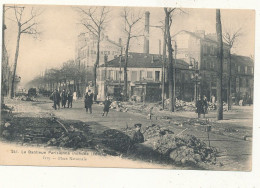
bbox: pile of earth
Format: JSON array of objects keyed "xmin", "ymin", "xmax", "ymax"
[
  {"xmin": 1, "ymin": 116, "xmax": 93, "ymax": 149},
  {"xmin": 152, "ymin": 134, "xmax": 218, "ymax": 165},
  {"xmin": 94, "ymin": 129, "xmax": 133, "ymax": 156},
  {"xmin": 121, "ymin": 123, "xmax": 218, "ymax": 166}
]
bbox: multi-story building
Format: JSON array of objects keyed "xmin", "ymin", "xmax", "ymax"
[
  {"xmin": 173, "ymin": 30, "xmax": 254, "ymax": 103},
  {"xmin": 75, "ymin": 33, "xmax": 122, "ymax": 68},
  {"xmin": 75, "ymin": 33, "xmax": 122, "ymax": 96}
]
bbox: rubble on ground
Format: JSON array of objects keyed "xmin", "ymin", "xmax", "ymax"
[
  {"xmin": 0, "ymin": 116, "xmax": 93, "ymax": 149},
  {"xmin": 100, "ymin": 129, "xmax": 133, "ymax": 153},
  {"xmin": 153, "ymin": 134, "xmax": 218, "ymax": 165}
]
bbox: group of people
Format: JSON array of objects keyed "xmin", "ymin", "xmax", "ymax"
[{"xmin": 50, "ymin": 89, "xmax": 73, "ymax": 110}]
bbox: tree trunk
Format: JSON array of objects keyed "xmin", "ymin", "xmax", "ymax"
[
  {"xmin": 1, "ymin": 6, "xmax": 6, "ymax": 106},
  {"xmin": 124, "ymin": 34, "xmax": 131, "ymax": 101},
  {"xmin": 162, "ymin": 27, "xmax": 166, "ymax": 109},
  {"xmin": 216, "ymin": 9, "xmax": 223, "ymax": 120},
  {"xmin": 227, "ymin": 49, "xmax": 232, "ymax": 110},
  {"xmin": 11, "ymin": 24, "xmax": 21, "ymax": 98},
  {"xmin": 94, "ymin": 33, "xmax": 101, "ymax": 101},
  {"xmin": 165, "ymin": 9, "xmax": 175, "ymax": 112}
]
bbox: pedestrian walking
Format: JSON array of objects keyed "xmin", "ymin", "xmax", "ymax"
[
  {"xmin": 67, "ymin": 90, "xmax": 73, "ymax": 108},
  {"xmin": 61, "ymin": 89, "xmax": 67, "ymax": 108},
  {"xmin": 84, "ymin": 90, "xmax": 93, "ymax": 113},
  {"xmin": 196, "ymin": 95, "xmax": 207, "ymax": 118},
  {"xmin": 102, "ymin": 96, "xmax": 112, "ymax": 116},
  {"xmin": 50, "ymin": 89, "xmax": 61, "ymax": 110}
]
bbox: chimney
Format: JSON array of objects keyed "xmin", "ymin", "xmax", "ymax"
[{"xmin": 144, "ymin": 11, "xmax": 150, "ymax": 54}]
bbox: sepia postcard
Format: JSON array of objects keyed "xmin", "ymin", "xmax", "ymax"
[{"xmin": 0, "ymin": 3, "xmax": 255, "ymax": 172}]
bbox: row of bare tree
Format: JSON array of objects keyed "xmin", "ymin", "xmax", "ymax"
[{"xmin": 26, "ymin": 60, "xmax": 90, "ymax": 92}]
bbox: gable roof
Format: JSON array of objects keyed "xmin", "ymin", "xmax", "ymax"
[{"xmin": 100, "ymin": 52, "xmax": 189, "ymax": 69}]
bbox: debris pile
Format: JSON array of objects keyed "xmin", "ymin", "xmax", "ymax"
[
  {"xmin": 1, "ymin": 116, "xmax": 93, "ymax": 149},
  {"xmin": 143, "ymin": 124, "xmax": 174, "ymax": 140},
  {"xmin": 100, "ymin": 129, "xmax": 133, "ymax": 153},
  {"xmin": 153, "ymin": 134, "xmax": 218, "ymax": 165}
]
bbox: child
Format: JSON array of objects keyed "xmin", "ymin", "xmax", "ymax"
[{"xmin": 102, "ymin": 96, "xmax": 112, "ymax": 116}]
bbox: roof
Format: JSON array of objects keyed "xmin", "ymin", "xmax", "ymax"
[
  {"xmin": 100, "ymin": 52, "xmax": 189, "ymax": 69},
  {"xmin": 231, "ymin": 55, "xmax": 254, "ymax": 66},
  {"xmin": 174, "ymin": 30, "xmax": 229, "ymax": 47}
]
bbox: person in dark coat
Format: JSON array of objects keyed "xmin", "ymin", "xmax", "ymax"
[
  {"xmin": 61, "ymin": 89, "xmax": 67, "ymax": 108},
  {"xmin": 102, "ymin": 96, "xmax": 112, "ymax": 116},
  {"xmin": 196, "ymin": 95, "xmax": 206, "ymax": 118},
  {"xmin": 67, "ymin": 90, "xmax": 73, "ymax": 108},
  {"xmin": 84, "ymin": 90, "xmax": 93, "ymax": 113},
  {"xmin": 51, "ymin": 89, "xmax": 61, "ymax": 110},
  {"xmin": 132, "ymin": 124, "xmax": 144, "ymax": 144}
]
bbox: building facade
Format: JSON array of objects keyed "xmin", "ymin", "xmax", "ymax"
[
  {"xmin": 173, "ymin": 30, "xmax": 254, "ymax": 103},
  {"xmin": 75, "ymin": 33, "xmax": 122, "ymax": 96}
]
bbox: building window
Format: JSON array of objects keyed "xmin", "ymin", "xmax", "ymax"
[
  {"xmin": 147, "ymin": 71, "xmax": 153, "ymax": 79},
  {"xmin": 245, "ymin": 66, "xmax": 248, "ymax": 74},
  {"xmin": 238, "ymin": 65, "xmax": 241, "ymax": 73}
]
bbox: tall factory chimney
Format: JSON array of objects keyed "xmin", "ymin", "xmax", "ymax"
[{"xmin": 144, "ymin": 11, "xmax": 150, "ymax": 54}]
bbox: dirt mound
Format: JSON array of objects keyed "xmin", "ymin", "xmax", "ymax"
[
  {"xmin": 100, "ymin": 129, "xmax": 133, "ymax": 153},
  {"xmin": 153, "ymin": 134, "xmax": 218, "ymax": 165}
]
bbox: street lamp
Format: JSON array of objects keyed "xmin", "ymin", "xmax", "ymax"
[{"xmin": 189, "ymin": 59, "xmax": 201, "ymax": 103}]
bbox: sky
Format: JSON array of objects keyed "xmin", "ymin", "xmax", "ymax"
[{"xmin": 4, "ymin": 5, "xmax": 255, "ymax": 85}]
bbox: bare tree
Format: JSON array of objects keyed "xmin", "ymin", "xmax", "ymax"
[
  {"xmin": 216, "ymin": 9, "xmax": 224, "ymax": 120},
  {"xmin": 164, "ymin": 8, "xmax": 176, "ymax": 112},
  {"xmin": 121, "ymin": 7, "xmax": 143, "ymax": 100},
  {"xmin": 77, "ymin": 6, "xmax": 110, "ymax": 99},
  {"xmin": 223, "ymin": 28, "xmax": 242, "ymax": 110},
  {"xmin": 10, "ymin": 6, "xmax": 41, "ymax": 98}
]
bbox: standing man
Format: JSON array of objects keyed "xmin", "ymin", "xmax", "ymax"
[
  {"xmin": 51, "ymin": 89, "xmax": 61, "ymax": 110},
  {"xmin": 67, "ymin": 90, "xmax": 73, "ymax": 108},
  {"xmin": 196, "ymin": 95, "xmax": 206, "ymax": 118},
  {"xmin": 84, "ymin": 90, "xmax": 93, "ymax": 114},
  {"xmin": 61, "ymin": 89, "xmax": 67, "ymax": 108}
]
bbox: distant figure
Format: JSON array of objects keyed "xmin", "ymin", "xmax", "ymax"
[
  {"xmin": 196, "ymin": 95, "xmax": 207, "ymax": 118},
  {"xmin": 248, "ymin": 96, "xmax": 253, "ymax": 106},
  {"xmin": 203, "ymin": 95, "xmax": 208, "ymax": 115},
  {"xmin": 73, "ymin": 91, "xmax": 77, "ymax": 101},
  {"xmin": 61, "ymin": 89, "xmax": 67, "ymax": 108},
  {"xmin": 84, "ymin": 90, "xmax": 93, "ymax": 114},
  {"xmin": 67, "ymin": 90, "xmax": 73, "ymax": 108},
  {"xmin": 102, "ymin": 96, "xmax": 112, "ymax": 116},
  {"xmin": 132, "ymin": 124, "xmax": 144, "ymax": 144},
  {"xmin": 51, "ymin": 89, "xmax": 61, "ymax": 110}
]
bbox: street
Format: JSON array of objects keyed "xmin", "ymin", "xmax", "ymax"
[{"xmin": 1, "ymin": 97, "xmax": 253, "ymax": 171}]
